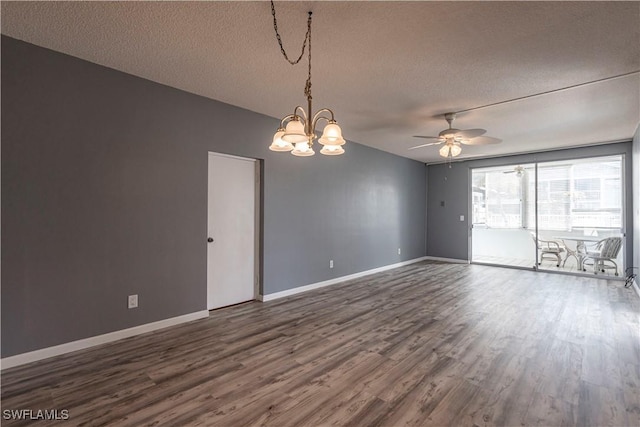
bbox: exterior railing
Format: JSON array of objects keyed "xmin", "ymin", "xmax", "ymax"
[{"xmin": 474, "ymin": 213, "xmax": 622, "ymax": 230}]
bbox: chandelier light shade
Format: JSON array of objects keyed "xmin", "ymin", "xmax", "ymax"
[
  {"xmin": 320, "ymin": 144, "xmax": 345, "ymax": 156},
  {"xmin": 282, "ymin": 119, "xmax": 307, "ymax": 144},
  {"xmin": 291, "ymin": 141, "xmax": 314, "ymax": 156},
  {"xmin": 268, "ymin": 128, "xmax": 294, "ymax": 152},
  {"xmin": 268, "ymin": 2, "xmax": 345, "ymax": 157},
  {"xmin": 318, "ymin": 121, "xmax": 345, "ymax": 146}
]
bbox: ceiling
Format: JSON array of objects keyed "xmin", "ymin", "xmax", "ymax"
[{"xmin": 2, "ymin": 1, "xmax": 639, "ymax": 163}]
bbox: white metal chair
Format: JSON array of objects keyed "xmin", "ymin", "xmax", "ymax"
[
  {"xmin": 531, "ymin": 232, "xmax": 565, "ymax": 267},
  {"xmin": 581, "ymin": 237, "xmax": 622, "ymax": 276}
]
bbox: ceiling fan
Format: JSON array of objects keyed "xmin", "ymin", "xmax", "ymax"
[
  {"xmin": 410, "ymin": 112, "xmax": 502, "ymax": 158},
  {"xmin": 503, "ymin": 165, "xmax": 525, "ymax": 176}
]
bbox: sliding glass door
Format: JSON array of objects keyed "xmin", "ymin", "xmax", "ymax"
[
  {"xmin": 471, "ymin": 163, "xmax": 536, "ymax": 268},
  {"xmin": 471, "ymin": 155, "xmax": 625, "ymax": 277},
  {"xmin": 536, "ymin": 156, "xmax": 624, "ymax": 275}
]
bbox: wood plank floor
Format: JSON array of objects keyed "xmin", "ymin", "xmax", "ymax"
[{"xmin": 2, "ymin": 261, "xmax": 639, "ymax": 426}]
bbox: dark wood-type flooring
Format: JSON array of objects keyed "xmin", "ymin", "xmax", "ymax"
[{"xmin": 2, "ymin": 262, "xmax": 640, "ymax": 426}]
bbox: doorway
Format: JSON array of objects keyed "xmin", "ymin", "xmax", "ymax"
[
  {"xmin": 471, "ymin": 163, "xmax": 536, "ymax": 268},
  {"xmin": 207, "ymin": 152, "xmax": 259, "ymax": 310}
]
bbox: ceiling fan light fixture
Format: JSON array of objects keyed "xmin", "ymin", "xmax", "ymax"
[
  {"xmin": 439, "ymin": 142, "xmax": 462, "ymax": 158},
  {"xmin": 439, "ymin": 129, "xmax": 459, "ymax": 139}
]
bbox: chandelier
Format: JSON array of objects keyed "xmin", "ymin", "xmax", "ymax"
[{"xmin": 268, "ymin": 2, "xmax": 345, "ymax": 157}]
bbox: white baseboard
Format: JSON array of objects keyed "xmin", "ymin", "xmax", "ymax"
[
  {"xmin": 424, "ymin": 256, "xmax": 470, "ymax": 264},
  {"xmin": 1, "ymin": 310, "xmax": 210, "ymax": 370},
  {"xmin": 259, "ymin": 256, "xmax": 430, "ymax": 302}
]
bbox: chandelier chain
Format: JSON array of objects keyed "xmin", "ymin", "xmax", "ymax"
[
  {"xmin": 305, "ymin": 12, "xmax": 312, "ymax": 100},
  {"xmin": 270, "ymin": 1, "xmax": 313, "ymax": 101},
  {"xmin": 270, "ymin": 1, "xmax": 311, "ymax": 66}
]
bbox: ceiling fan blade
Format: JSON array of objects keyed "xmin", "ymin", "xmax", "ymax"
[
  {"xmin": 412, "ymin": 135, "xmax": 441, "ymax": 139},
  {"xmin": 503, "ymin": 170, "xmax": 516, "ymax": 174},
  {"xmin": 462, "ymin": 136, "xmax": 502, "ymax": 145},
  {"xmin": 408, "ymin": 141, "xmax": 444, "ymax": 150},
  {"xmin": 456, "ymin": 128, "xmax": 486, "ymax": 139}
]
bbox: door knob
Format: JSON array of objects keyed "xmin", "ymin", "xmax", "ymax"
[{"xmin": 207, "ymin": 237, "xmax": 214, "ymax": 243}]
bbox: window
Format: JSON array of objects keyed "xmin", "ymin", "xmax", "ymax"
[
  {"xmin": 472, "ymin": 165, "xmax": 533, "ymax": 229},
  {"xmin": 472, "ymin": 155, "xmax": 623, "ymax": 231},
  {"xmin": 541, "ymin": 156, "xmax": 623, "ymax": 230}
]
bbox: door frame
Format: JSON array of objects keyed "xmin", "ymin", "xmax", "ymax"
[
  {"xmin": 206, "ymin": 152, "xmax": 262, "ymax": 307},
  {"xmin": 468, "ymin": 155, "xmax": 626, "ymax": 279}
]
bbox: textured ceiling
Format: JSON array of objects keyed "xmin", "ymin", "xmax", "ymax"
[{"xmin": 2, "ymin": 1, "xmax": 639, "ymax": 163}]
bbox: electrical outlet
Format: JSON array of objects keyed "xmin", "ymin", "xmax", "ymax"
[
  {"xmin": 460, "ymin": 215, "xmax": 465, "ymax": 221},
  {"xmin": 128, "ymin": 294, "xmax": 138, "ymax": 309},
  {"xmin": 398, "ymin": 248, "xmax": 401, "ymax": 255},
  {"xmin": 329, "ymin": 260, "xmax": 334, "ymax": 269}
]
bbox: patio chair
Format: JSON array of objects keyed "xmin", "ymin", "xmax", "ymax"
[
  {"xmin": 531, "ymin": 232, "xmax": 565, "ymax": 267},
  {"xmin": 581, "ymin": 237, "xmax": 622, "ymax": 276}
]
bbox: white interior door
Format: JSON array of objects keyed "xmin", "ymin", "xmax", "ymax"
[{"xmin": 207, "ymin": 152, "xmax": 256, "ymax": 309}]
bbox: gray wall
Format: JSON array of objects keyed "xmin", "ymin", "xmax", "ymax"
[
  {"xmin": 633, "ymin": 124, "xmax": 640, "ymax": 282},
  {"xmin": 427, "ymin": 143, "xmax": 634, "ymax": 268},
  {"xmin": 1, "ymin": 36, "xmax": 427, "ymax": 357},
  {"xmin": 426, "ymin": 162, "xmax": 470, "ymax": 259}
]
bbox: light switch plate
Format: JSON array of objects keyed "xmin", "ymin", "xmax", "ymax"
[{"xmin": 128, "ymin": 294, "xmax": 138, "ymax": 309}]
